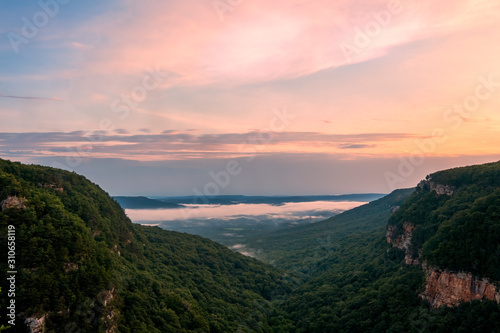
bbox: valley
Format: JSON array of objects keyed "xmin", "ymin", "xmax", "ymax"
[{"xmin": 2, "ymin": 159, "xmax": 500, "ymax": 332}]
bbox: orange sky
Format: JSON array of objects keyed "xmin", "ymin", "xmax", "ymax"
[{"xmin": 1, "ymin": 0, "xmax": 500, "ymax": 194}]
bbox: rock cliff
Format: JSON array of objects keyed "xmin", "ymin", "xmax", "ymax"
[
  {"xmin": 1, "ymin": 195, "xmax": 27, "ymax": 211},
  {"xmin": 386, "ymin": 222, "xmax": 419, "ymax": 265},
  {"xmin": 422, "ymin": 268, "xmax": 500, "ymax": 308},
  {"xmin": 417, "ymin": 179, "xmax": 455, "ymax": 196},
  {"xmin": 387, "ymin": 217, "xmax": 500, "ymax": 308},
  {"xmin": 387, "ymin": 222, "xmax": 500, "ymax": 308}
]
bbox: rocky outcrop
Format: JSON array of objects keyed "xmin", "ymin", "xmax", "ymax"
[
  {"xmin": 417, "ymin": 180, "xmax": 455, "ymax": 196},
  {"xmin": 386, "ymin": 222, "xmax": 419, "ymax": 265},
  {"xmin": 98, "ymin": 288, "xmax": 118, "ymax": 333},
  {"xmin": 99, "ymin": 288, "xmax": 115, "ymax": 307},
  {"xmin": 38, "ymin": 182, "xmax": 64, "ymax": 192},
  {"xmin": 388, "ymin": 222, "xmax": 500, "ymax": 308},
  {"xmin": 422, "ymin": 268, "xmax": 500, "ymax": 308},
  {"xmin": 25, "ymin": 314, "xmax": 46, "ymax": 333},
  {"xmin": 1, "ymin": 195, "xmax": 27, "ymax": 211},
  {"xmin": 110, "ymin": 244, "xmax": 121, "ymax": 256},
  {"xmin": 23, "ymin": 288, "xmax": 117, "ymax": 333},
  {"xmin": 63, "ymin": 262, "xmax": 79, "ymax": 272}
]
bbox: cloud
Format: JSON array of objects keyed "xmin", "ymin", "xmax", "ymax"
[
  {"xmin": 60, "ymin": 0, "xmax": 500, "ymax": 87},
  {"xmin": 0, "ymin": 130, "xmax": 417, "ymax": 161},
  {"xmin": 1, "ymin": 0, "xmax": 499, "ymax": 198},
  {"xmin": 339, "ymin": 144, "xmax": 375, "ymax": 149},
  {"xmin": 0, "ymin": 94, "xmax": 65, "ymax": 102}
]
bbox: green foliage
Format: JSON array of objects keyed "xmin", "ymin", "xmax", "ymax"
[
  {"xmin": 116, "ymin": 225, "xmax": 293, "ymax": 332},
  {"xmin": 0, "ymin": 288, "xmax": 9, "ymax": 331},
  {"xmin": 256, "ymin": 161, "xmax": 500, "ymax": 331},
  {"xmin": 2, "ymin": 158, "xmax": 500, "ymax": 332},
  {"xmin": 0, "ymin": 159, "xmax": 291, "ymax": 332},
  {"xmin": 244, "ymin": 188, "xmax": 414, "ymax": 271},
  {"xmin": 389, "ymin": 160, "xmax": 500, "ymax": 280},
  {"xmin": 0, "ymin": 160, "xmax": 116, "ymax": 331},
  {"xmin": 274, "ymin": 215, "xmax": 500, "ymax": 332}
]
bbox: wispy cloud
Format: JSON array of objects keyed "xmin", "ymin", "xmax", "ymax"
[
  {"xmin": 57, "ymin": 0, "xmax": 500, "ymax": 86},
  {"xmin": 0, "ymin": 94, "xmax": 65, "ymax": 102},
  {"xmin": 1, "ymin": 0, "xmax": 499, "ymax": 195},
  {"xmin": 0, "ymin": 130, "xmax": 418, "ymax": 160}
]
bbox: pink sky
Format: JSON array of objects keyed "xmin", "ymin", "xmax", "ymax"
[{"xmin": 1, "ymin": 0, "xmax": 500, "ymax": 194}]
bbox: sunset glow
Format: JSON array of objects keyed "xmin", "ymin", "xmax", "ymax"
[{"xmin": 1, "ymin": 0, "xmax": 500, "ymax": 195}]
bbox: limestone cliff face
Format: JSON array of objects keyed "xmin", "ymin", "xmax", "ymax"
[
  {"xmin": 387, "ymin": 221, "xmax": 500, "ymax": 307},
  {"xmin": 417, "ymin": 179, "xmax": 456, "ymax": 196},
  {"xmin": 24, "ymin": 288, "xmax": 117, "ymax": 333},
  {"xmin": 1, "ymin": 195, "xmax": 27, "ymax": 211},
  {"xmin": 386, "ymin": 222, "xmax": 419, "ymax": 265},
  {"xmin": 25, "ymin": 315, "xmax": 45, "ymax": 333},
  {"xmin": 387, "ymin": 222, "xmax": 500, "ymax": 307},
  {"xmin": 422, "ymin": 268, "xmax": 500, "ymax": 308}
]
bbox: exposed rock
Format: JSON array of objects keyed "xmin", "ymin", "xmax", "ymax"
[
  {"xmin": 1, "ymin": 195, "xmax": 27, "ymax": 211},
  {"xmin": 422, "ymin": 268, "xmax": 500, "ymax": 308},
  {"xmin": 386, "ymin": 222, "xmax": 419, "ymax": 265},
  {"xmin": 63, "ymin": 263, "xmax": 79, "ymax": 272},
  {"xmin": 105, "ymin": 309, "xmax": 118, "ymax": 333},
  {"xmin": 431, "ymin": 183, "xmax": 455, "ymax": 196},
  {"xmin": 417, "ymin": 180, "xmax": 455, "ymax": 196},
  {"xmin": 38, "ymin": 183, "xmax": 64, "ymax": 192},
  {"xmin": 98, "ymin": 288, "xmax": 115, "ymax": 307},
  {"xmin": 25, "ymin": 314, "xmax": 46, "ymax": 333},
  {"xmin": 110, "ymin": 244, "xmax": 121, "ymax": 256},
  {"xmin": 98, "ymin": 288, "xmax": 118, "ymax": 332},
  {"xmin": 391, "ymin": 205, "xmax": 400, "ymax": 213}
]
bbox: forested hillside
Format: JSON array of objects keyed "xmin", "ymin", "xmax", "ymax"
[
  {"xmin": 389, "ymin": 161, "xmax": 500, "ymax": 280},
  {"xmin": 243, "ymin": 188, "xmax": 414, "ymax": 271},
  {"xmin": 276, "ymin": 161, "xmax": 500, "ymax": 332},
  {"xmin": 2, "ymin": 158, "xmax": 500, "ymax": 332},
  {"xmin": 0, "ymin": 159, "xmax": 292, "ymax": 332}
]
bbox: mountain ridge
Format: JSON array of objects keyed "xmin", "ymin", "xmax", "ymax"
[
  {"xmin": 2, "ymin": 159, "xmax": 500, "ymax": 332},
  {"xmin": 0, "ymin": 159, "xmax": 293, "ymax": 332}
]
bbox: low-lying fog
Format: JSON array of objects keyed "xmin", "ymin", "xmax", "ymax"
[
  {"xmin": 125, "ymin": 200, "xmax": 367, "ymax": 252},
  {"xmin": 126, "ymin": 201, "xmax": 365, "ymax": 223}
]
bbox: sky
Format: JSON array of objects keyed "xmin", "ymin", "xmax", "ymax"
[{"xmin": 1, "ymin": 0, "xmax": 500, "ymax": 196}]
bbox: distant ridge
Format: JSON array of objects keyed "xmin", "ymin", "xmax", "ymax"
[
  {"xmin": 148, "ymin": 193, "xmax": 386, "ymax": 206},
  {"xmin": 0, "ymin": 159, "xmax": 289, "ymax": 332},
  {"xmin": 113, "ymin": 196, "xmax": 184, "ymax": 209}
]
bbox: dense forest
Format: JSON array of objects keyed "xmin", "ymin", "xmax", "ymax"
[
  {"xmin": 0, "ymin": 159, "xmax": 292, "ymax": 332},
  {"xmin": 1, "ymin": 158, "xmax": 500, "ymax": 332},
  {"xmin": 389, "ymin": 161, "xmax": 500, "ymax": 280},
  {"xmin": 278, "ymin": 161, "xmax": 500, "ymax": 332}
]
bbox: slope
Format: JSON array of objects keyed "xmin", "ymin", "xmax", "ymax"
[
  {"xmin": 0, "ymin": 159, "xmax": 292, "ymax": 332},
  {"xmin": 243, "ymin": 188, "xmax": 414, "ymax": 271},
  {"xmin": 113, "ymin": 196, "xmax": 184, "ymax": 209},
  {"xmin": 388, "ymin": 160, "xmax": 500, "ymax": 280},
  {"xmin": 282, "ymin": 161, "xmax": 500, "ymax": 332}
]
